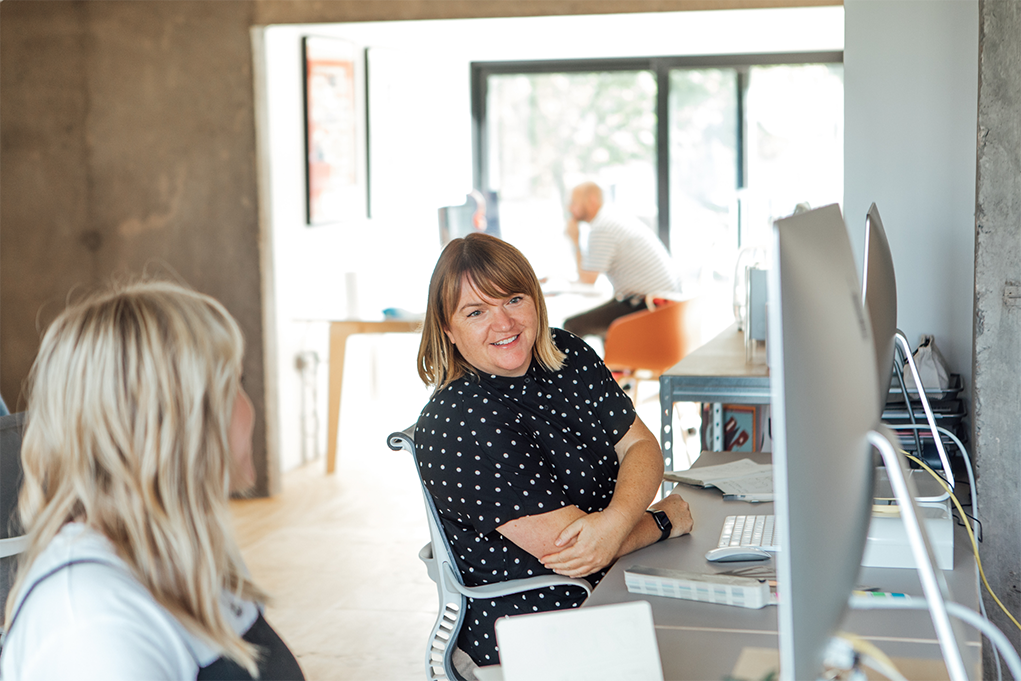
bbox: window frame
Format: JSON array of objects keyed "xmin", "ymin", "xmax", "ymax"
[{"xmin": 471, "ymin": 51, "xmax": 843, "ymax": 251}]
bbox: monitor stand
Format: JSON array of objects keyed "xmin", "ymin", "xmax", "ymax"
[
  {"xmin": 874, "ymin": 467, "xmax": 948, "ymax": 504},
  {"xmin": 880, "ymin": 331, "xmax": 955, "ymax": 505},
  {"xmin": 865, "ymin": 425, "xmax": 969, "ymax": 681}
]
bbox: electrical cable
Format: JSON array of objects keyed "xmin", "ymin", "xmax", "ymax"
[
  {"xmin": 833, "ymin": 633, "xmax": 909, "ymax": 681},
  {"xmin": 903, "ymin": 452, "xmax": 1021, "ymax": 634},
  {"xmin": 902, "ymin": 447, "xmax": 1009, "ymax": 681},
  {"xmin": 892, "ymin": 424, "xmax": 977, "ymax": 516},
  {"xmin": 955, "ymin": 512, "xmax": 982, "ymax": 543},
  {"xmin": 895, "ymin": 429, "xmax": 998, "ymax": 680},
  {"xmin": 849, "ymin": 595, "xmax": 1021, "ymax": 681}
]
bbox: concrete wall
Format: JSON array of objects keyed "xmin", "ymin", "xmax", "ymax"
[
  {"xmin": 1, "ymin": 1, "xmax": 91, "ymax": 396},
  {"xmin": 0, "ymin": 1, "xmax": 276, "ymax": 491},
  {"xmin": 249, "ymin": 0, "xmax": 839, "ymax": 25},
  {"xmin": 975, "ymin": 0, "xmax": 1021, "ymax": 666}
]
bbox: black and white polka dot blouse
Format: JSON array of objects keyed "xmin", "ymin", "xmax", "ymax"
[{"xmin": 415, "ymin": 328, "xmax": 636, "ymax": 666}]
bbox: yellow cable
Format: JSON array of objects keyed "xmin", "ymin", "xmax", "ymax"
[{"xmin": 901, "ymin": 451, "xmax": 1021, "ymax": 633}]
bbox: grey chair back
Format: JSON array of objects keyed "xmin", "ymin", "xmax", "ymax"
[
  {"xmin": 387, "ymin": 426, "xmax": 593, "ymax": 681},
  {"xmin": 0, "ymin": 412, "xmax": 27, "ymax": 625}
]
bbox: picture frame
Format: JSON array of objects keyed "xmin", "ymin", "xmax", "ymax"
[
  {"xmin": 702, "ymin": 403, "xmax": 760, "ymax": 452},
  {"xmin": 722, "ymin": 404, "xmax": 757, "ymax": 452},
  {"xmin": 302, "ymin": 35, "xmax": 366, "ymax": 226}
]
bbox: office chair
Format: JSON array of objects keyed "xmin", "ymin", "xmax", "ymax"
[
  {"xmin": 387, "ymin": 427, "xmax": 593, "ymax": 681},
  {"xmin": 1, "ymin": 412, "xmax": 28, "ymax": 626},
  {"xmin": 602, "ymin": 296, "xmax": 701, "ymax": 400}
]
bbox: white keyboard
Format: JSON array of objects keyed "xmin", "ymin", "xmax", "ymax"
[{"xmin": 718, "ymin": 514, "xmax": 778, "ymax": 552}]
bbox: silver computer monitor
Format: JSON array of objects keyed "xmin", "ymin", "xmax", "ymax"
[
  {"xmin": 767, "ymin": 204, "xmax": 879, "ymax": 681},
  {"xmin": 861, "ymin": 202, "xmax": 898, "ymax": 411},
  {"xmin": 860, "ymin": 203, "xmax": 954, "ymax": 495}
]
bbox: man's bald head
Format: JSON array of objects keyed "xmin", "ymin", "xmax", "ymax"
[{"xmin": 568, "ymin": 182, "xmax": 604, "ymax": 222}]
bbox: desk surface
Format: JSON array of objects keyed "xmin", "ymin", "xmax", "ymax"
[
  {"xmin": 658, "ymin": 324, "xmax": 772, "ymax": 462},
  {"xmin": 659, "ymin": 323, "xmax": 770, "ymax": 403},
  {"xmin": 586, "ymin": 451, "xmax": 981, "ymax": 681}
]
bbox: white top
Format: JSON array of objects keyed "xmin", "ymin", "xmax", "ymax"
[
  {"xmin": 583, "ymin": 205, "xmax": 681, "ymax": 298},
  {"xmin": 0, "ymin": 523, "xmax": 259, "ymax": 681}
]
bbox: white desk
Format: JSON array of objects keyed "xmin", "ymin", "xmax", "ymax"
[{"xmin": 584, "ymin": 451, "xmax": 982, "ymax": 680}]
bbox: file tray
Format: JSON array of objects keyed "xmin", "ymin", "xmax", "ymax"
[{"xmin": 861, "ymin": 499, "xmax": 954, "ymax": 570}]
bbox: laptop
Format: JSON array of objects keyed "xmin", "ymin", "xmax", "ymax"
[{"xmin": 490, "ymin": 600, "xmax": 664, "ymax": 681}]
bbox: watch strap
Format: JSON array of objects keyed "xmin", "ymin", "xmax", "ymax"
[{"xmin": 646, "ymin": 509, "xmax": 671, "ymax": 542}]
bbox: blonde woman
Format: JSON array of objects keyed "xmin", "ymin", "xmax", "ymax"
[{"xmin": 0, "ymin": 281, "xmax": 303, "ymax": 680}]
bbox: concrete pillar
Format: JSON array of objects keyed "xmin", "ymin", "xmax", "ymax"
[
  {"xmin": 0, "ymin": 1, "xmax": 279, "ymax": 495},
  {"xmin": 0, "ymin": 2, "xmax": 92, "ymax": 411},
  {"xmin": 975, "ymin": 0, "xmax": 1021, "ymax": 670}
]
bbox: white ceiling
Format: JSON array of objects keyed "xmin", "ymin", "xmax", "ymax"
[{"xmin": 293, "ymin": 7, "xmax": 844, "ymax": 62}]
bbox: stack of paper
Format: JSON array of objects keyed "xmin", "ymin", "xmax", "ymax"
[{"xmin": 663, "ymin": 458, "xmax": 773, "ymax": 502}]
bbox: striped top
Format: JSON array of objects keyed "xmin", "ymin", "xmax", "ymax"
[{"xmin": 583, "ymin": 206, "xmax": 680, "ymax": 298}]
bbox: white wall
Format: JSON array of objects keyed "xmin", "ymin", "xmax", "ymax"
[
  {"xmin": 255, "ymin": 26, "xmax": 462, "ymax": 472},
  {"xmin": 844, "ymin": 0, "xmax": 978, "ymax": 391}
]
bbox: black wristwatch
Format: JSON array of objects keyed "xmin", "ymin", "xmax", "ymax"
[{"xmin": 646, "ymin": 509, "xmax": 672, "ymax": 542}]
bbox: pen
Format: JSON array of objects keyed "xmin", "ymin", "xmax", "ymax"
[{"xmin": 723, "ymin": 494, "xmax": 774, "ymax": 502}]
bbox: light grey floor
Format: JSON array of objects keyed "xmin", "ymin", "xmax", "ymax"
[
  {"xmin": 231, "ymin": 334, "xmax": 436, "ymax": 680},
  {"xmin": 232, "ymin": 448, "xmax": 436, "ymax": 680}
]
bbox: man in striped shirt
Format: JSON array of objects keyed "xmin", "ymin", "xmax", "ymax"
[{"xmin": 563, "ymin": 181, "xmax": 681, "ymax": 339}]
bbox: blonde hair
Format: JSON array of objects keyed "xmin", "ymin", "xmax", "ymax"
[
  {"xmin": 418, "ymin": 232, "xmax": 565, "ymax": 389},
  {"xmin": 4, "ymin": 280, "xmax": 265, "ymax": 675}
]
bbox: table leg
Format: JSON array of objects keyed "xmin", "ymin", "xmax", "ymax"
[
  {"xmin": 711, "ymin": 402, "xmax": 723, "ymax": 451},
  {"xmin": 660, "ymin": 386, "xmax": 675, "ymax": 498},
  {"xmin": 326, "ymin": 323, "xmax": 352, "ymax": 474}
]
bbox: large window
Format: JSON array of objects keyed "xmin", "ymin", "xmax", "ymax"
[
  {"xmin": 485, "ymin": 70, "xmax": 657, "ymax": 280},
  {"xmin": 473, "ymin": 54, "xmax": 843, "ymax": 331}
]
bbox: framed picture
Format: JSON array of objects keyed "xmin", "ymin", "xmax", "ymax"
[
  {"xmin": 303, "ymin": 36, "xmax": 366, "ymax": 226},
  {"xmin": 722, "ymin": 404, "xmax": 757, "ymax": 452},
  {"xmin": 701, "ymin": 403, "xmax": 760, "ymax": 452}
]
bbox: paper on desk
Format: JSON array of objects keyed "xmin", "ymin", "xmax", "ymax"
[
  {"xmin": 715, "ymin": 471, "xmax": 774, "ymax": 502},
  {"xmin": 663, "ymin": 459, "xmax": 773, "ymax": 502},
  {"xmin": 663, "ymin": 459, "xmax": 771, "ymax": 486}
]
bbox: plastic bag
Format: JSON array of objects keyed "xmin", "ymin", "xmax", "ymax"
[{"xmin": 903, "ymin": 334, "xmax": 951, "ymax": 396}]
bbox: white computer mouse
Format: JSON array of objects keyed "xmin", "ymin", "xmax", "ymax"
[{"xmin": 704, "ymin": 546, "xmax": 772, "ymax": 562}]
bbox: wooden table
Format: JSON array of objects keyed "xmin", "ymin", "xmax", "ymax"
[
  {"xmin": 326, "ymin": 319, "xmax": 421, "ymax": 473},
  {"xmin": 658, "ymin": 324, "xmax": 770, "ymax": 468}
]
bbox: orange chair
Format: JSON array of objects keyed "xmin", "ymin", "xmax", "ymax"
[{"xmin": 602, "ymin": 296, "xmax": 702, "ymax": 391}]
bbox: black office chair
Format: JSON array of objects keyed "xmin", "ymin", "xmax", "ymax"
[{"xmin": 0, "ymin": 412, "xmax": 27, "ymax": 626}]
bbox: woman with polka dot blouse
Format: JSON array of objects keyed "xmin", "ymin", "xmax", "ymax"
[{"xmin": 415, "ymin": 232, "xmax": 693, "ymax": 674}]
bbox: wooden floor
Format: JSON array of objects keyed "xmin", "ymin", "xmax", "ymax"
[{"xmin": 231, "ymin": 445, "xmax": 436, "ymax": 680}]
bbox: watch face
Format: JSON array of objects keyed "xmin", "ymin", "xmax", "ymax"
[{"xmin": 651, "ymin": 509, "xmax": 671, "ymax": 532}]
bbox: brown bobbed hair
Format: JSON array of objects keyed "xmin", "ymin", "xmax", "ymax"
[{"xmin": 417, "ymin": 232, "xmax": 565, "ymax": 389}]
